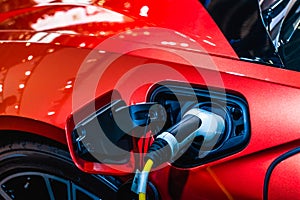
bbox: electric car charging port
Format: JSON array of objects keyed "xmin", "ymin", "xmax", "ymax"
[
  {"xmin": 188, "ymin": 102, "xmax": 232, "ymax": 153},
  {"xmin": 148, "ymin": 83, "xmax": 250, "ymax": 168}
]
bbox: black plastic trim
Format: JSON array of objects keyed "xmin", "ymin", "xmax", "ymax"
[{"xmin": 199, "ymin": 0, "xmax": 283, "ymax": 67}]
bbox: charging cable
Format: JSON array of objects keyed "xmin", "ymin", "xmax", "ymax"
[{"xmin": 132, "ymin": 108, "xmax": 225, "ymax": 199}]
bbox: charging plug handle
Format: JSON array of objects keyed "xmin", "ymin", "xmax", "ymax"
[{"xmin": 146, "ymin": 108, "xmax": 225, "ymax": 167}]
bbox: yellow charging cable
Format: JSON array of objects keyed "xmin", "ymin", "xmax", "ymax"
[{"xmin": 139, "ymin": 159, "xmax": 154, "ymax": 200}]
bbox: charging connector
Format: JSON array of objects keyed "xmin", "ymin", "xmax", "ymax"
[
  {"xmin": 145, "ymin": 108, "xmax": 225, "ymax": 167},
  {"xmin": 132, "ymin": 108, "xmax": 225, "ymax": 199}
]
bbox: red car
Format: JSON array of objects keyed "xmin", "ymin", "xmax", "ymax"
[{"xmin": 0, "ymin": 0, "xmax": 299, "ymax": 199}]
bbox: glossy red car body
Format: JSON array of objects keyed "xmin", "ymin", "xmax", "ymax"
[{"xmin": 0, "ymin": 0, "xmax": 299, "ymax": 199}]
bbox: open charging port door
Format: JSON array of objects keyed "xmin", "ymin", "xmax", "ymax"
[{"xmin": 66, "ymin": 90, "xmax": 166, "ymax": 175}]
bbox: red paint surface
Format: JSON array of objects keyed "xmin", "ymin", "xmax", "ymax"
[{"xmin": 268, "ymin": 153, "xmax": 300, "ymax": 200}]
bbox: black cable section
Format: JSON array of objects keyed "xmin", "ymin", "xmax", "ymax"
[
  {"xmin": 263, "ymin": 146, "xmax": 300, "ymax": 200},
  {"xmin": 141, "ymin": 116, "xmax": 150, "ymax": 155}
]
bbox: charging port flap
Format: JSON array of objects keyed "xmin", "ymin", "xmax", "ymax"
[{"xmin": 66, "ymin": 90, "xmax": 166, "ymax": 175}]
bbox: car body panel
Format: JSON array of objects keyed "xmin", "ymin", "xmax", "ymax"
[
  {"xmin": 0, "ymin": 0, "xmax": 237, "ymax": 58},
  {"xmin": 268, "ymin": 152, "xmax": 300, "ymax": 200},
  {"xmin": 1, "ymin": 38, "xmax": 300, "ymax": 166}
]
